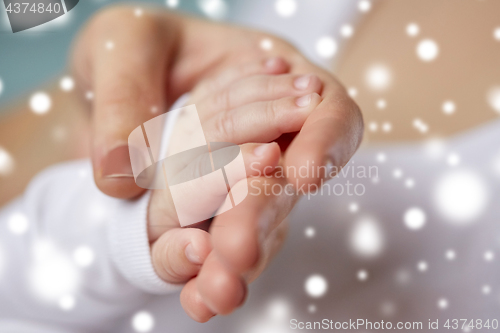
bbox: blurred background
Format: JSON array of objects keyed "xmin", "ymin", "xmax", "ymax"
[{"xmin": 1, "ymin": 1, "xmax": 500, "ymax": 332}]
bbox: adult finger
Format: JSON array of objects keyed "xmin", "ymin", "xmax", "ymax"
[
  {"xmin": 210, "ymin": 176, "xmax": 296, "ymax": 274},
  {"xmin": 196, "ymin": 252, "xmax": 247, "ymax": 315},
  {"xmin": 147, "ymin": 142, "xmax": 281, "ymax": 242},
  {"xmin": 180, "ymin": 278, "xmax": 215, "ymax": 323},
  {"xmin": 73, "ymin": 7, "xmax": 175, "ymax": 199},
  {"xmin": 284, "ymin": 74, "xmax": 364, "ymax": 188}
]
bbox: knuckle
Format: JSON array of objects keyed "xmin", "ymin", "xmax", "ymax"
[
  {"xmin": 88, "ymin": 5, "xmax": 163, "ymax": 44},
  {"xmin": 214, "ymin": 110, "xmax": 235, "ymax": 141},
  {"xmin": 263, "ymin": 76, "xmax": 276, "ymax": 96},
  {"xmin": 214, "ymin": 88, "xmax": 231, "ymax": 111},
  {"xmin": 265, "ymin": 99, "xmax": 280, "ymax": 123}
]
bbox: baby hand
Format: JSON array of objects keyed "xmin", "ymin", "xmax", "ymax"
[{"xmin": 146, "ymin": 58, "xmax": 322, "ymax": 321}]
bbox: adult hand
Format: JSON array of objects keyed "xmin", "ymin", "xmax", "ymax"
[
  {"xmin": 70, "ymin": 4, "xmax": 363, "ymax": 322},
  {"xmin": 71, "ymin": 5, "xmax": 363, "ymax": 199}
]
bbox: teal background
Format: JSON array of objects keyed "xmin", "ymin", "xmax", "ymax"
[{"xmin": 0, "ymin": 0, "xmax": 240, "ymax": 111}]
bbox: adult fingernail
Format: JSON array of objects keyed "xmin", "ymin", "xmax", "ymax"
[
  {"xmin": 101, "ymin": 145, "xmax": 134, "ymax": 178},
  {"xmin": 254, "ymin": 143, "xmax": 274, "ymax": 157},
  {"xmin": 185, "ymin": 243, "xmax": 203, "ymax": 265},
  {"xmin": 296, "ymin": 94, "xmax": 312, "ymax": 107},
  {"xmin": 294, "ymin": 75, "xmax": 311, "ymax": 90}
]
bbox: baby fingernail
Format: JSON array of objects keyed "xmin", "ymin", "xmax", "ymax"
[
  {"xmin": 101, "ymin": 145, "xmax": 134, "ymax": 178},
  {"xmin": 294, "ymin": 75, "xmax": 311, "ymax": 90},
  {"xmin": 254, "ymin": 143, "xmax": 274, "ymax": 157},
  {"xmin": 185, "ymin": 244, "xmax": 203, "ymax": 265},
  {"xmin": 296, "ymin": 94, "xmax": 312, "ymax": 107},
  {"xmin": 265, "ymin": 57, "xmax": 280, "ymax": 68}
]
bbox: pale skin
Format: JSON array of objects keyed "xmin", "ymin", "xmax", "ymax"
[{"xmin": 0, "ymin": 5, "xmax": 363, "ymax": 323}]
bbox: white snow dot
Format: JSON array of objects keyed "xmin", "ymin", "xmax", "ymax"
[
  {"xmin": 376, "ymin": 152, "xmax": 387, "ymax": 163},
  {"xmin": 357, "ymin": 269, "xmax": 369, "ymax": 281},
  {"xmin": 393, "ymin": 169, "xmax": 403, "ymax": 179},
  {"xmin": 275, "ymin": 0, "xmax": 296, "ymax": 17},
  {"xmin": 308, "ymin": 304, "xmax": 317, "ymax": 313},
  {"xmin": 437, "ymin": 298, "xmax": 449, "ymax": 310},
  {"xmin": 368, "ymin": 121, "xmax": 378, "ymax": 132},
  {"xmin": 487, "ymin": 86, "xmax": 500, "ymax": 114},
  {"xmin": 376, "ymin": 99, "xmax": 387, "ymax": 109},
  {"xmin": 406, "ymin": 23, "xmax": 420, "ymax": 37},
  {"xmin": 380, "ymin": 301, "xmax": 396, "ymax": 317},
  {"xmin": 29, "ymin": 242, "xmax": 80, "ymax": 302},
  {"xmin": 132, "ymin": 311, "xmax": 155, "ymax": 332},
  {"xmin": 423, "ymin": 138, "xmax": 446, "ymax": 158},
  {"xmin": 73, "ymin": 246, "xmax": 95, "ymax": 267},
  {"xmin": 8, "ymin": 212, "xmax": 29, "ymax": 235},
  {"xmin": 267, "ymin": 299, "xmax": 290, "ymax": 320},
  {"xmin": 0, "ymin": 147, "xmax": 15, "ymax": 176},
  {"xmin": 366, "ymin": 64, "xmax": 392, "ymax": 91},
  {"xmin": 417, "ymin": 39, "xmax": 439, "ymax": 62},
  {"xmin": 442, "ymin": 100, "xmax": 456, "ymax": 115},
  {"xmin": 405, "ymin": 178, "xmax": 415, "ymax": 188},
  {"xmin": 0, "ymin": 78, "xmax": 3, "ymax": 96},
  {"xmin": 493, "ymin": 27, "xmax": 500, "ymax": 41},
  {"xmin": 446, "ymin": 153, "xmax": 460, "ymax": 167},
  {"xmin": 30, "ymin": 92, "xmax": 52, "ymax": 115},
  {"xmin": 395, "ymin": 269, "xmax": 411, "ymax": 285},
  {"xmin": 85, "ymin": 91, "xmax": 94, "ymax": 100},
  {"xmin": 305, "ymin": 275, "xmax": 328, "ymax": 298},
  {"xmin": 348, "ymin": 87, "xmax": 358, "ymax": 98},
  {"xmin": 482, "ymin": 285, "xmax": 491, "ymax": 295},
  {"xmin": 304, "ymin": 227, "xmax": 316, "ymax": 238},
  {"xmin": 350, "ymin": 217, "xmax": 384, "ymax": 258},
  {"xmin": 199, "ymin": 0, "xmax": 227, "ymax": 20},
  {"xmin": 417, "ymin": 261, "xmax": 428, "ymax": 272},
  {"xmin": 484, "ymin": 251, "xmax": 494, "ymax": 262},
  {"xmin": 445, "ymin": 249, "xmax": 456, "ymax": 261},
  {"xmin": 404, "ymin": 207, "xmax": 426, "ymax": 230},
  {"xmin": 382, "ymin": 122, "xmax": 392, "ymax": 133},
  {"xmin": 59, "ymin": 76, "xmax": 74, "ymax": 92},
  {"xmin": 59, "ymin": 294, "xmax": 76, "ymax": 311},
  {"xmin": 340, "ymin": 24, "xmax": 354, "ymax": 38},
  {"xmin": 166, "ymin": 0, "xmax": 179, "ymax": 8},
  {"xmin": 260, "ymin": 38, "xmax": 273, "ymax": 51},
  {"xmin": 358, "ymin": 0, "xmax": 371, "ymax": 12},
  {"xmin": 316, "ymin": 36, "xmax": 337, "ymax": 58},
  {"xmin": 134, "ymin": 8, "xmax": 143, "ymax": 17},
  {"xmin": 52, "ymin": 126, "xmax": 67, "ymax": 142},
  {"xmin": 434, "ymin": 170, "xmax": 488, "ymax": 224},
  {"xmin": 349, "ymin": 202, "xmax": 359, "ymax": 213},
  {"xmin": 105, "ymin": 41, "xmax": 114, "ymax": 50}
]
